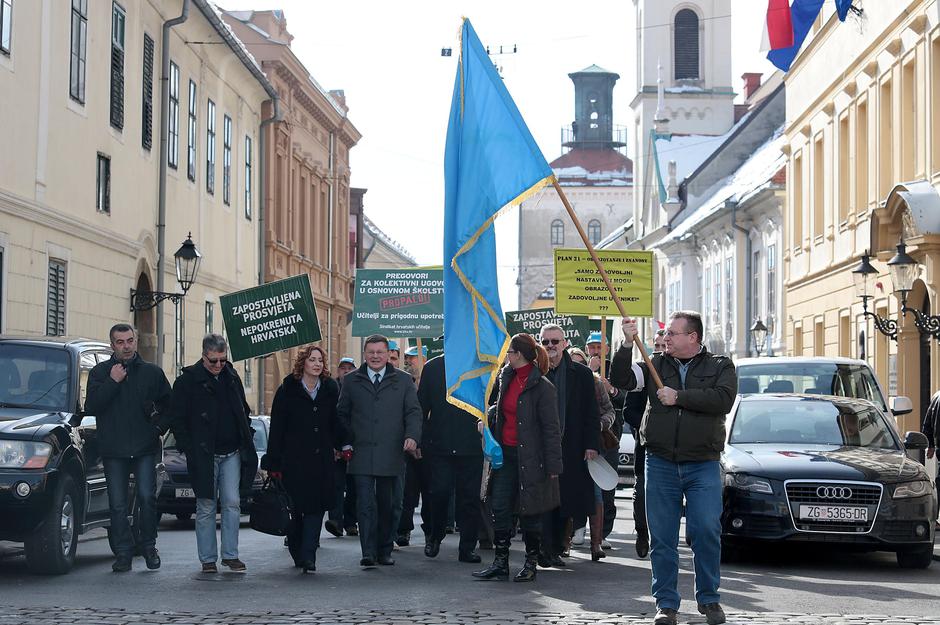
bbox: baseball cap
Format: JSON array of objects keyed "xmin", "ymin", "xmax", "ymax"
[
  {"xmin": 586, "ymin": 331, "xmax": 602, "ymax": 345},
  {"xmin": 388, "ymin": 339, "xmax": 400, "ymax": 352},
  {"xmin": 405, "ymin": 346, "xmax": 429, "ymax": 357},
  {"xmin": 338, "ymin": 357, "xmax": 356, "ymax": 366}
]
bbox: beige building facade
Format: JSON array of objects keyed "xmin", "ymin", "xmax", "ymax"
[
  {"xmin": 783, "ymin": 0, "xmax": 940, "ymax": 433},
  {"xmin": 222, "ymin": 10, "xmax": 360, "ymax": 412},
  {"xmin": 0, "ymin": 0, "xmax": 274, "ymax": 404}
]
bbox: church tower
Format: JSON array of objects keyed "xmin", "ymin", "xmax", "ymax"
[{"xmin": 630, "ymin": 0, "xmax": 735, "ymax": 234}]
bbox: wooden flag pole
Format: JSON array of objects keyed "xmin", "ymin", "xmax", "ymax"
[
  {"xmin": 599, "ymin": 316, "xmax": 607, "ymax": 380},
  {"xmin": 551, "ymin": 179, "xmax": 664, "ymax": 389}
]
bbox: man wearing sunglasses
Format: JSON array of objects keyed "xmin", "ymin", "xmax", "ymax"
[
  {"xmin": 610, "ymin": 312, "xmax": 736, "ymax": 625},
  {"xmin": 537, "ymin": 324, "xmax": 601, "ymax": 569},
  {"xmin": 168, "ymin": 334, "xmax": 258, "ymax": 574}
]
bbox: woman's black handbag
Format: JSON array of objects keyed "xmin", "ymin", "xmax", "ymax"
[{"xmin": 249, "ymin": 477, "xmax": 293, "ymax": 536}]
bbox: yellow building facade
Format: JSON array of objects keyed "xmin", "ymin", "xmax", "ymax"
[{"xmin": 784, "ymin": 0, "xmax": 940, "ymax": 433}]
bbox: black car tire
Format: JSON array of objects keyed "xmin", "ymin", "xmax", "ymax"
[
  {"xmin": 896, "ymin": 544, "xmax": 933, "ymax": 569},
  {"xmin": 24, "ymin": 473, "xmax": 78, "ymax": 575}
]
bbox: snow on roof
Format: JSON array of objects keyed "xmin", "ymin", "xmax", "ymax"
[
  {"xmin": 656, "ymin": 128, "xmax": 786, "ymax": 247},
  {"xmin": 363, "ymin": 215, "xmax": 417, "ymax": 263}
]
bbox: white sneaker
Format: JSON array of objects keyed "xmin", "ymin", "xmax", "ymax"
[{"xmin": 572, "ymin": 527, "xmax": 586, "ymax": 546}]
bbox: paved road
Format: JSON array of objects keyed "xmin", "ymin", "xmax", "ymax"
[{"xmin": 1, "ymin": 492, "xmax": 939, "ymax": 624}]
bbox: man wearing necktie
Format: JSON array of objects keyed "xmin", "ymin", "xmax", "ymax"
[{"xmin": 337, "ymin": 334, "xmax": 422, "ymax": 567}]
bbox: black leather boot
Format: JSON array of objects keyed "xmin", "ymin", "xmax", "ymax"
[
  {"xmin": 514, "ymin": 532, "xmax": 539, "ymax": 582},
  {"xmin": 472, "ymin": 532, "xmax": 509, "ymax": 580}
]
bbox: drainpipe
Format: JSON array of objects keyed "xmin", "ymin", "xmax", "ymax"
[
  {"xmin": 156, "ymin": 0, "xmax": 191, "ymax": 371},
  {"xmin": 328, "ymin": 131, "xmax": 336, "ymax": 366},
  {"xmin": 256, "ymin": 94, "xmax": 281, "ymax": 414},
  {"xmin": 729, "ymin": 201, "xmax": 751, "ymax": 357}
]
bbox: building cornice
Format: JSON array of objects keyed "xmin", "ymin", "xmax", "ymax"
[{"xmin": 0, "ymin": 189, "xmax": 139, "ymax": 258}]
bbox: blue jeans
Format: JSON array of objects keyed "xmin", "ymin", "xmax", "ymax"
[
  {"xmin": 645, "ymin": 452, "xmax": 722, "ymax": 610},
  {"xmin": 103, "ymin": 454, "xmax": 158, "ymax": 557},
  {"xmin": 195, "ymin": 451, "xmax": 241, "ymax": 563}
]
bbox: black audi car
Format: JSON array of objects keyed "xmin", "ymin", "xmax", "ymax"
[{"xmin": 721, "ymin": 394, "xmax": 937, "ymax": 568}]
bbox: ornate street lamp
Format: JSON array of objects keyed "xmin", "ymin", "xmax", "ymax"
[
  {"xmin": 750, "ymin": 318, "xmax": 768, "ymax": 357},
  {"xmin": 887, "ymin": 239, "xmax": 940, "ymax": 341},
  {"xmin": 130, "ymin": 233, "xmax": 202, "ymax": 311},
  {"xmin": 851, "ymin": 250, "xmax": 898, "ymax": 342}
]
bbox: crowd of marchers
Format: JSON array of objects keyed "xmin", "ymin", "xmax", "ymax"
[{"xmin": 85, "ymin": 310, "xmax": 737, "ymax": 625}]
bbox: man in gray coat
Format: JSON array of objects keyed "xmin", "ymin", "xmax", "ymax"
[{"xmin": 338, "ymin": 334, "xmax": 422, "ymax": 567}]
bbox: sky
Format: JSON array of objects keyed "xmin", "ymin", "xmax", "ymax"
[{"xmin": 222, "ymin": 0, "xmax": 777, "ymax": 311}]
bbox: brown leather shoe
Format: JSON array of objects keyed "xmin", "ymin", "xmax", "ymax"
[
  {"xmin": 221, "ymin": 558, "xmax": 247, "ymax": 572},
  {"xmin": 201, "ymin": 562, "xmax": 218, "ymax": 573}
]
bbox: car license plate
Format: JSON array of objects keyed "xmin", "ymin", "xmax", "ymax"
[
  {"xmin": 175, "ymin": 488, "xmax": 195, "ymax": 499},
  {"xmin": 798, "ymin": 505, "xmax": 867, "ymax": 522}
]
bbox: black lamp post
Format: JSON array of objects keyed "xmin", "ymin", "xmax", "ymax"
[
  {"xmin": 886, "ymin": 239, "xmax": 940, "ymax": 341},
  {"xmin": 130, "ymin": 233, "xmax": 202, "ymax": 311},
  {"xmin": 750, "ymin": 318, "xmax": 768, "ymax": 357},
  {"xmin": 851, "ymin": 250, "xmax": 898, "ymax": 341}
]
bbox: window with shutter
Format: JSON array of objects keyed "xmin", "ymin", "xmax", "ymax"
[
  {"xmin": 96, "ymin": 153, "xmax": 110, "ymax": 214},
  {"xmin": 1, "ymin": 0, "xmax": 12, "ymax": 56},
  {"xmin": 168, "ymin": 61, "xmax": 179, "ymax": 168},
  {"xmin": 244, "ymin": 135, "xmax": 252, "ymax": 219},
  {"xmin": 110, "ymin": 3, "xmax": 125, "ymax": 130},
  {"xmin": 69, "ymin": 0, "xmax": 88, "ymax": 103},
  {"xmin": 223, "ymin": 115, "xmax": 232, "ymax": 205},
  {"xmin": 187, "ymin": 80, "xmax": 197, "ymax": 181},
  {"xmin": 142, "ymin": 34, "xmax": 154, "ymax": 150},
  {"xmin": 674, "ymin": 9, "xmax": 699, "ymax": 81},
  {"xmin": 206, "ymin": 99, "xmax": 215, "ymax": 194},
  {"xmin": 47, "ymin": 260, "xmax": 67, "ymax": 336}
]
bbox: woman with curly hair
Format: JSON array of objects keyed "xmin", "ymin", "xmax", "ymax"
[{"xmin": 266, "ymin": 345, "xmax": 348, "ymax": 573}]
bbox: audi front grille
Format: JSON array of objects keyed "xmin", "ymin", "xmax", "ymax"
[{"xmin": 784, "ymin": 479, "xmax": 883, "ymax": 534}]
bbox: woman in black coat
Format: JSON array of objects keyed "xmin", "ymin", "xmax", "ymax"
[
  {"xmin": 473, "ymin": 334, "xmax": 563, "ymax": 583},
  {"xmin": 266, "ymin": 345, "xmax": 348, "ymax": 573}
]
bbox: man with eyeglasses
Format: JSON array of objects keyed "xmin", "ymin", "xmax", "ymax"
[
  {"xmin": 611, "ymin": 312, "xmax": 736, "ymax": 625},
  {"xmin": 168, "ymin": 334, "xmax": 257, "ymax": 574},
  {"xmin": 537, "ymin": 324, "xmax": 601, "ymax": 568},
  {"xmin": 338, "ymin": 334, "xmax": 422, "ymax": 567}
]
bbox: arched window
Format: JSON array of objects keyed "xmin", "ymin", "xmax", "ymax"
[
  {"xmin": 551, "ymin": 219, "xmax": 564, "ymax": 246},
  {"xmin": 588, "ymin": 219, "xmax": 602, "ymax": 245},
  {"xmin": 674, "ymin": 9, "xmax": 700, "ymax": 80}
]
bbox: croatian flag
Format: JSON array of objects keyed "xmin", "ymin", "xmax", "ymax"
[
  {"xmin": 760, "ymin": 0, "xmax": 794, "ymax": 52},
  {"xmin": 767, "ymin": 0, "xmax": 825, "ymax": 72}
]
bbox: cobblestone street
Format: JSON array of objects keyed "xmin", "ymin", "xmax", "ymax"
[{"xmin": 3, "ymin": 607, "xmax": 940, "ymax": 625}]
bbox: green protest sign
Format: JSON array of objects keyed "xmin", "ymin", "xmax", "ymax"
[
  {"xmin": 220, "ymin": 275, "xmax": 321, "ymax": 361},
  {"xmin": 352, "ymin": 268, "xmax": 444, "ymax": 338},
  {"xmin": 504, "ymin": 308, "xmax": 590, "ymax": 347},
  {"xmin": 554, "ymin": 248, "xmax": 654, "ymax": 316}
]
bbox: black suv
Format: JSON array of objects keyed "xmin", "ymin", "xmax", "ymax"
[{"xmin": 0, "ymin": 336, "xmax": 163, "ymax": 574}]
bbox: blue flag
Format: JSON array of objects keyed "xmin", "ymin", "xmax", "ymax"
[
  {"xmin": 835, "ymin": 0, "xmax": 854, "ymax": 21},
  {"xmin": 767, "ymin": 0, "xmax": 824, "ymax": 72},
  {"xmin": 443, "ymin": 19, "xmax": 553, "ymax": 421}
]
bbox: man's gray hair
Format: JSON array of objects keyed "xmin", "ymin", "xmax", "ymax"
[
  {"xmin": 539, "ymin": 323, "xmax": 564, "ymax": 336},
  {"xmin": 202, "ymin": 333, "xmax": 228, "ymax": 355}
]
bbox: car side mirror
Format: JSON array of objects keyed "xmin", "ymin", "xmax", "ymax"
[
  {"xmin": 903, "ymin": 431, "xmax": 929, "ymax": 450},
  {"xmin": 890, "ymin": 396, "xmax": 913, "ymax": 416}
]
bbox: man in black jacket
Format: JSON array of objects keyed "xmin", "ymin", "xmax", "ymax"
[
  {"xmin": 85, "ymin": 323, "xmax": 171, "ymax": 572},
  {"xmin": 169, "ymin": 334, "xmax": 257, "ymax": 574},
  {"xmin": 418, "ymin": 354, "xmax": 483, "ymax": 563},
  {"xmin": 612, "ymin": 312, "xmax": 736, "ymax": 625},
  {"xmin": 538, "ymin": 324, "xmax": 601, "ymax": 567}
]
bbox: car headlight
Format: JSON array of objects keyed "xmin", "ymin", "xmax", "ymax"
[
  {"xmin": 893, "ymin": 480, "xmax": 932, "ymax": 499},
  {"xmin": 0, "ymin": 441, "xmax": 53, "ymax": 469},
  {"xmin": 724, "ymin": 473, "xmax": 773, "ymax": 494}
]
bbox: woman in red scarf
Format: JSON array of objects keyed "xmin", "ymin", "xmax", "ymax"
[{"xmin": 473, "ymin": 334, "xmax": 563, "ymax": 582}]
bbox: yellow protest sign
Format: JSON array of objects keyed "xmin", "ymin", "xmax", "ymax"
[{"xmin": 553, "ymin": 248, "xmax": 654, "ymax": 316}]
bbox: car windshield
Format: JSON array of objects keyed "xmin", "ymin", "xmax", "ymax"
[
  {"xmin": 730, "ymin": 399, "xmax": 898, "ymax": 449},
  {"xmin": 736, "ymin": 362, "xmax": 888, "ymax": 412},
  {"xmin": 0, "ymin": 344, "xmax": 70, "ymax": 412},
  {"xmin": 163, "ymin": 419, "xmax": 268, "ymax": 452}
]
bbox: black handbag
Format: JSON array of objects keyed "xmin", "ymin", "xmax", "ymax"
[{"xmin": 249, "ymin": 477, "xmax": 293, "ymax": 536}]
